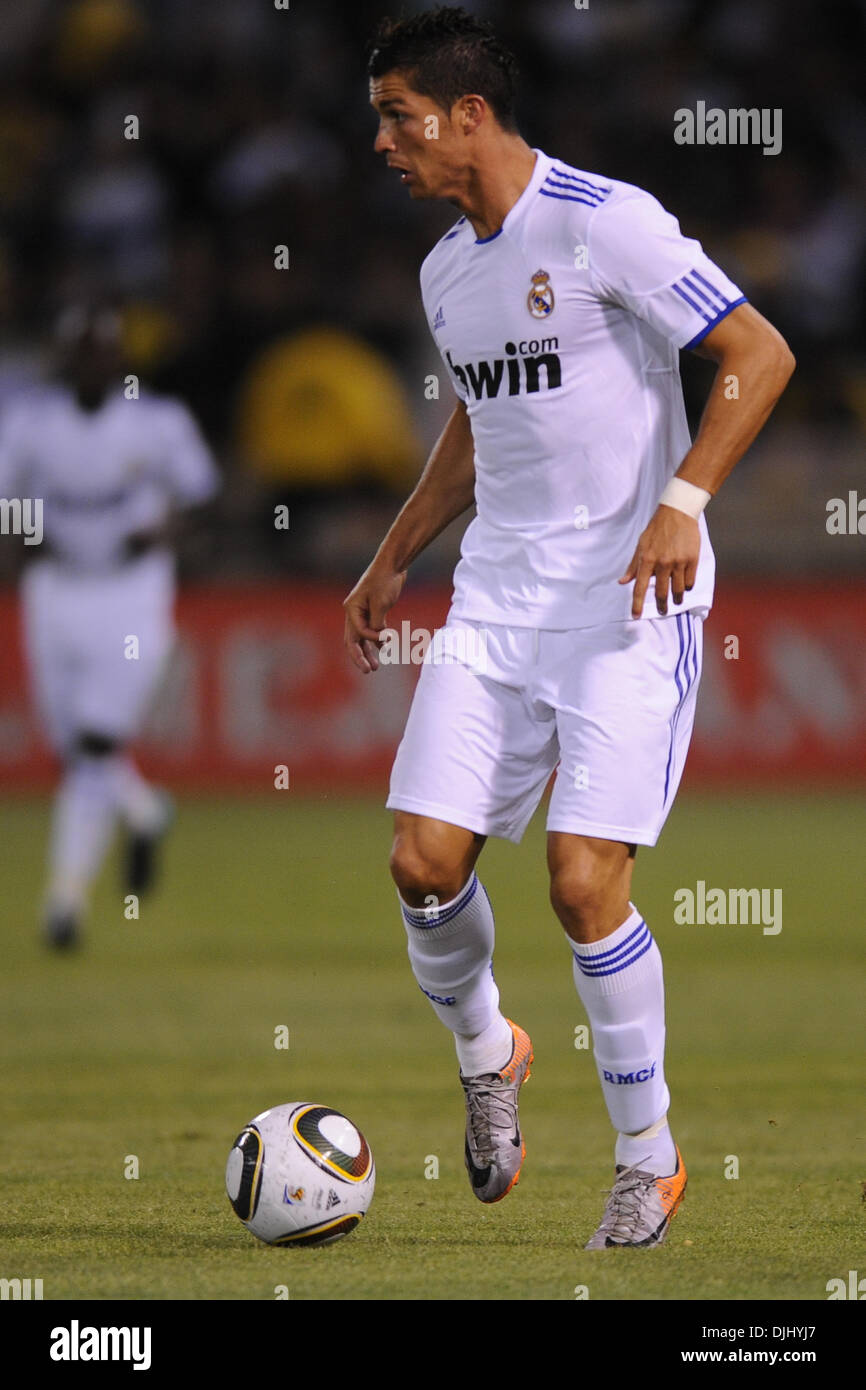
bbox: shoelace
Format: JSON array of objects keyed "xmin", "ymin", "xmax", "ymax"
[
  {"xmin": 596, "ymin": 1167, "xmax": 657, "ymax": 1241},
  {"xmin": 463, "ymin": 1077, "xmax": 518, "ymax": 1163}
]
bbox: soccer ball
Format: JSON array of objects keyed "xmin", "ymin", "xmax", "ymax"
[{"xmin": 225, "ymin": 1101, "xmax": 375, "ymax": 1247}]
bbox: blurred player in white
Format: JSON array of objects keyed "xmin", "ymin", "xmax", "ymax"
[
  {"xmin": 345, "ymin": 9, "xmax": 795, "ymax": 1249},
  {"xmin": 0, "ymin": 305, "xmax": 219, "ymax": 949}
]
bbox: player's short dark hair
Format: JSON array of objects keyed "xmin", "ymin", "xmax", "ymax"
[{"xmin": 367, "ymin": 6, "xmax": 519, "ymax": 133}]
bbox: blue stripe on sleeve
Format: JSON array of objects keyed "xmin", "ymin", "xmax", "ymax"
[{"xmin": 683, "ymin": 297, "xmax": 748, "ymax": 349}]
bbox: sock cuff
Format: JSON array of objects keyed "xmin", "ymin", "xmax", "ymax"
[
  {"xmin": 399, "ymin": 872, "xmax": 480, "ymax": 939},
  {"xmin": 571, "ymin": 907, "xmax": 657, "ymax": 990},
  {"xmin": 572, "ymin": 905, "xmax": 645, "ymax": 960}
]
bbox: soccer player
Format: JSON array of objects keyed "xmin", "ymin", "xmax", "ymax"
[
  {"xmin": 0, "ymin": 305, "xmax": 219, "ymax": 949},
  {"xmin": 344, "ymin": 8, "xmax": 794, "ymax": 1248}
]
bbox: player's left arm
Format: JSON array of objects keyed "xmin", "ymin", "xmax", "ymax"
[
  {"xmin": 621, "ymin": 302, "xmax": 795, "ymax": 617},
  {"xmin": 125, "ymin": 499, "xmax": 216, "ymax": 559}
]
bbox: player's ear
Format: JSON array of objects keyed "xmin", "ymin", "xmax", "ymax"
[{"xmin": 457, "ymin": 94, "xmax": 486, "ymax": 134}]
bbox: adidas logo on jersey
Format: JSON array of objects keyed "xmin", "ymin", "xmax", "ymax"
[
  {"xmin": 433, "ymin": 305, "xmax": 446, "ymax": 331},
  {"xmin": 446, "ymin": 339, "xmax": 561, "ymax": 401}
]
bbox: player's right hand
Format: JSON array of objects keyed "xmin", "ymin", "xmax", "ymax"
[{"xmin": 343, "ymin": 563, "xmax": 407, "ymax": 674}]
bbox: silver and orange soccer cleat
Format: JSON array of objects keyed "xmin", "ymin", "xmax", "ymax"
[
  {"xmin": 461, "ymin": 1019, "xmax": 533, "ymax": 1204},
  {"xmin": 584, "ymin": 1145, "xmax": 688, "ymax": 1249}
]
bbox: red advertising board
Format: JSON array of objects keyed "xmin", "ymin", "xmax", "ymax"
[{"xmin": 0, "ymin": 582, "xmax": 864, "ymax": 790}]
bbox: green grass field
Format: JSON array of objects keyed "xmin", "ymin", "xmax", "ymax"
[{"xmin": 0, "ymin": 791, "xmax": 863, "ymax": 1302}]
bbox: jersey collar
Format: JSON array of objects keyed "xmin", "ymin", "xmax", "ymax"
[{"xmin": 473, "ymin": 148, "xmax": 553, "ymax": 245}]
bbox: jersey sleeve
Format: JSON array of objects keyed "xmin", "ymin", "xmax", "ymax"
[
  {"xmin": 158, "ymin": 399, "xmax": 221, "ymax": 506},
  {"xmin": 587, "ymin": 190, "xmax": 747, "ymax": 350},
  {"xmin": 420, "ymin": 253, "xmax": 469, "ymax": 404}
]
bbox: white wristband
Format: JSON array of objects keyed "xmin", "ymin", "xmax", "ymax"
[{"xmin": 658, "ymin": 477, "xmax": 712, "ymax": 519}]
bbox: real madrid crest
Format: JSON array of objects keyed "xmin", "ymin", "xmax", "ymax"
[{"xmin": 527, "ymin": 269, "xmax": 554, "ymax": 318}]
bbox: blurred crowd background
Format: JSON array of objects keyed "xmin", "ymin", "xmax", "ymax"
[{"xmin": 1, "ymin": 0, "xmax": 865, "ymax": 581}]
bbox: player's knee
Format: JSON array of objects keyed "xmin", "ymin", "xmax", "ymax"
[
  {"xmin": 76, "ymin": 730, "xmax": 120, "ymax": 757},
  {"xmin": 389, "ymin": 834, "xmax": 470, "ymax": 908},
  {"xmin": 549, "ymin": 864, "xmax": 612, "ymax": 935}
]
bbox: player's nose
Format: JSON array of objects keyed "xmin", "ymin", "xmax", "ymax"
[{"xmin": 373, "ymin": 123, "xmax": 394, "ymax": 154}]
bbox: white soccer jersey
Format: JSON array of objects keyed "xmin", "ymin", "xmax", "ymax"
[
  {"xmin": 420, "ymin": 148, "xmax": 747, "ymax": 629},
  {"xmin": 0, "ymin": 384, "xmax": 219, "ymax": 572}
]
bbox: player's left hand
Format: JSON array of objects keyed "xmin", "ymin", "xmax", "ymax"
[
  {"xmin": 619, "ymin": 505, "xmax": 700, "ymax": 618},
  {"xmin": 124, "ymin": 529, "xmax": 160, "ymax": 559},
  {"xmin": 124, "ymin": 523, "xmax": 172, "ymax": 559}
]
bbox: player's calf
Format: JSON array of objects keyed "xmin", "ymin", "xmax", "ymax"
[
  {"xmin": 396, "ymin": 839, "xmax": 531, "ymax": 1203},
  {"xmin": 547, "ymin": 833, "xmax": 635, "ymax": 943}
]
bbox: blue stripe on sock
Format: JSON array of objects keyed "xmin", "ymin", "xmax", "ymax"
[
  {"xmin": 575, "ymin": 919, "xmax": 647, "ymax": 964},
  {"xmin": 572, "ymin": 922, "xmax": 652, "ymax": 976},
  {"xmin": 573, "ymin": 931, "xmax": 654, "ymax": 978},
  {"xmin": 401, "ymin": 873, "xmax": 478, "ymax": 929},
  {"xmin": 573, "ymin": 931, "xmax": 651, "ymax": 976}
]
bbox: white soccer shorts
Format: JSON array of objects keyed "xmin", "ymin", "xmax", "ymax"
[
  {"xmin": 21, "ymin": 554, "xmax": 175, "ymax": 753},
  {"xmin": 387, "ymin": 611, "xmax": 705, "ymax": 847}
]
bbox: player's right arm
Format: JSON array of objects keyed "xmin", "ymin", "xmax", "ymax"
[{"xmin": 343, "ymin": 398, "xmax": 475, "ymax": 673}]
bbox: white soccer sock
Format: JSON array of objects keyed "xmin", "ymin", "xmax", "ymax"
[
  {"xmin": 116, "ymin": 756, "xmax": 165, "ymax": 833},
  {"xmin": 615, "ymin": 1115, "xmax": 677, "ymax": 1175},
  {"xmin": 400, "ymin": 873, "xmax": 513, "ymax": 1076},
  {"xmin": 571, "ymin": 905, "xmax": 676, "ymax": 1175},
  {"xmin": 46, "ymin": 756, "xmax": 121, "ymax": 916}
]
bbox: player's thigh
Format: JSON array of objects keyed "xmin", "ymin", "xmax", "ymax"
[
  {"xmin": 387, "ymin": 628, "xmax": 559, "ymax": 845},
  {"xmin": 75, "ymin": 564, "xmax": 175, "ymax": 739},
  {"xmin": 543, "ymin": 611, "xmax": 704, "ymax": 847},
  {"xmin": 20, "ymin": 562, "xmax": 75, "ymax": 752},
  {"xmin": 75, "ymin": 625, "xmax": 174, "ymax": 740}
]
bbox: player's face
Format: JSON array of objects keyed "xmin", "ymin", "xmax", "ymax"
[
  {"xmin": 60, "ymin": 329, "xmax": 121, "ymax": 402},
  {"xmin": 370, "ymin": 71, "xmax": 466, "ymax": 200}
]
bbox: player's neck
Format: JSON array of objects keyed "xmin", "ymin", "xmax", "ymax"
[
  {"xmin": 73, "ymin": 383, "xmax": 111, "ymax": 413},
  {"xmin": 457, "ymin": 140, "xmax": 537, "ymax": 242}
]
